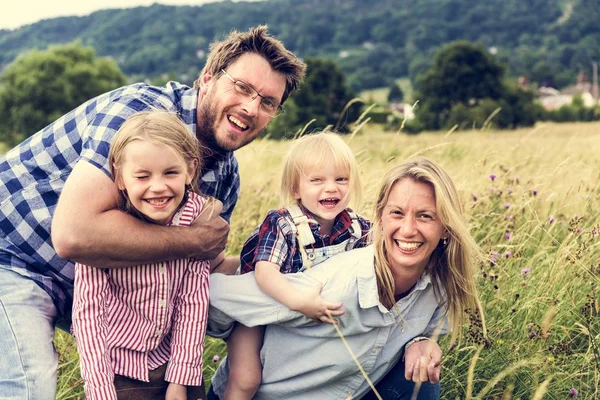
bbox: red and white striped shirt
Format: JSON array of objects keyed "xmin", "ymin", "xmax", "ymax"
[{"xmin": 72, "ymin": 192, "xmax": 210, "ymax": 400}]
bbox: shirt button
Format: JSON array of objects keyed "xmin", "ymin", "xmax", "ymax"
[
  {"xmin": 155, "ymin": 329, "xmax": 161, "ymax": 337},
  {"xmin": 308, "ymin": 253, "xmax": 316, "ymax": 260},
  {"xmin": 159, "ymin": 299, "xmax": 166, "ymax": 307},
  {"xmin": 160, "ymin": 266, "xmax": 166, "ymax": 274}
]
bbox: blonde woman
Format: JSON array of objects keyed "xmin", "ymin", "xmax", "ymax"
[{"xmin": 208, "ymin": 156, "xmax": 481, "ymax": 400}]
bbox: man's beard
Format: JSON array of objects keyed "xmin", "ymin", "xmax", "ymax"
[
  {"xmin": 196, "ymin": 91, "xmax": 266, "ymax": 154},
  {"xmin": 196, "ymin": 98, "xmax": 228, "ymax": 155}
]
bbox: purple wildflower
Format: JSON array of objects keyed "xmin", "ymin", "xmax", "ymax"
[
  {"xmin": 569, "ymin": 388, "xmax": 579, "ymax": 397},
  {"xmin": 531, "ymin": 189, "xmax": 538, "ymax": 196},
  {"xmin": 505, "ymin": 214, "xmax": 513, "ymax": 220},
  {"xmin": 213, "ymin": 355, "xmax": 221, "ymax": 363},
  {"xmin": 548, "ymin": 216, "xmax": 555, "ymax": 223},
  {"xmin": 514, "ymin": 175, "xmax": 520, "ymax": 184},
  {"xmin": 507, "ymin": 187, "xmax": 513, "ymax": 195},
  {"xmin": 504, "ymin": 203, "xmax": 511, "ymax": 210},
  {"xmin": 472, "ymin": 194, "xmax": 478, "ymax": 202},
  {"xmin": 489, "ymin": 257, "xmax": 497, "ymax": 266},
  {"xmin": 504, "ymin": 251, "xmax": 512, "ymax": 258},
  {"xmin": 577, "ymin": 227, "xmax": 583, "ymax": 233},
  {"xmin": 521, "ymin": 268, "xmax": 531, "ymax": 276},
  {"xmin": 529, "ymin": 331, "xmax": 537, "ymax": 339},
  {"xmin": 505, "ymin": 232, "xmax": 512, "ymax": 240},
  {"xmin": 489, "ymin": 173, "xmax": 497, "ymax": 181}
]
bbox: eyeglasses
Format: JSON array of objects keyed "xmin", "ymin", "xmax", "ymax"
[{"xmin": 221, "ymin": 69, "xmax": 284, "ymax": 117}]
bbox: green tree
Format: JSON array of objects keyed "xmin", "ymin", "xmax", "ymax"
[
  {"xmin": 387, "ymin": 82, "xmax": 404, "ymax": 103},
  {"xmin": 414, "ymin": 41, "xmax": 535, "ymax": 131},
  {"xmin": 415, "ymin": 41, "xmax": 505, "ymax": 130},
  {"xmin": 0, "ymin": 42, "xmax": 126, "ymax": 145},
  {"xmin": 290, "ymin": 57, "xmax": 361, "ymax": 133},
  {"xmin": 263, "ymin": 98, "xmax": 300, "ymax": 140}
]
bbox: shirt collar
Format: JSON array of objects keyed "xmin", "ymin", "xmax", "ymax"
[
  {"xmin": 298, "ymin": 205, "xmax": 353, "ymax": 240},
  {"xmin": 356, "ymin": 246, "xmax": 433, "ymax": 312}
]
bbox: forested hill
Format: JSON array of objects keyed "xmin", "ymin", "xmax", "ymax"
[{"xmin": 1, "ymin": 0, "xmax": 598, "ymax": 90}]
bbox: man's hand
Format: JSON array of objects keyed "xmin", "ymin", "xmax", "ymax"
[
  {"xmin": 404, "ymin": 339, "xmax": 442, "ymax": 383},
  {"xmin": 191, "ymin": 198, "xmax": 230, "ymax": 260},
  {"xmin": 165, "ymin": 382, "xmax": 187, "ymax": 400}
]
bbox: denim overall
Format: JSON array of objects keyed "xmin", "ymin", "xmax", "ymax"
[{"xmin": 286, "ymin": 205, "xmax": 363, "ymax": 271}]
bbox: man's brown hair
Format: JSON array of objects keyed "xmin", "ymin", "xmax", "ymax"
[{"xmin": 194, "ymin": 25, "xmax": 306, "ymax": 105}]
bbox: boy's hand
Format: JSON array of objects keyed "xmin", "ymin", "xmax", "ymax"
[
  {"xmin": 165, "ymin": 382, "xmax": 187, "ymax": 400},
  {"xmin": 293, "ymin": 284, "xmax": 344, "ymax": 324}
]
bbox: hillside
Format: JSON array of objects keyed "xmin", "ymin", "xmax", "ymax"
[{"xmin": 0, "ymin": 0, "xmax": 598, "ymax": 90}]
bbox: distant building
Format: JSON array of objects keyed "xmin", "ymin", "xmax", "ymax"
[
  {"xmin": 536, "ymin": 73, "xmax": 598, "ymax": 110},
  {"xmin": 390, "ymin": 102, "xmax": 415, "ymax": 121}
]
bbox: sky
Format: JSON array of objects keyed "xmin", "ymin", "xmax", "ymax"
[{"xmin": 0, "ymin": 0, "xmax": 224, "ymax": 30}]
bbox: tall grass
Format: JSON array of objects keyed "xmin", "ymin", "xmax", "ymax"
[{"xmin": 54, "ymin": 121, "xmax": 600, "ymax": 398}]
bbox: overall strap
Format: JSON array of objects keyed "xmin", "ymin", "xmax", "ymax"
[
  {"xmin": 346, "ymin": 210, "xmax": 364, "ymax": 241},
  {"xmin": 287, "ymin": 205, "xmax": 316, "ymax": 269}
]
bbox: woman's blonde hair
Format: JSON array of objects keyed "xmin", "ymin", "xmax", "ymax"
[
  {"xmin": 371, "ymin": 156, "xmax": 482, "ymax": 344},
  {"xmin": 109, "ymin": 111, "xmax": 203, "ymax": 220},
  {"xmin": 280, "ymin": 132, "xmax": 362, "ymax": 210}
]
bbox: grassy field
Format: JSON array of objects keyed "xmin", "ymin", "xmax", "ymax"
[{"xmin": 53, "ymin": 121, "xmax": 600, "ymax": 399}]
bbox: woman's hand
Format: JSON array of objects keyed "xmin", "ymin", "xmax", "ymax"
[
  {"xmin": 165, "ymin": 382, "xmax": 187, "ymax": 400},
  {"xmin": 293, "ymin": 284, "xmax": 344, "ymax": 324},
  {"xmin": 404, "ymin": 339, "xmax": 442, "ymax": 383}
]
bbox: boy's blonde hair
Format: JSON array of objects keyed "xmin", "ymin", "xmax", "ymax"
[
  {"xmin": 280, "ymin": 132, "xmax": 362, "ymax": 209},
  {"xmin": 194, "ymin": 25, "xmax": 306, "ymax": 106},
  {"xmin": 371, "ymin": 156, "xmax": 482, "ymax": 344},
  {"xmin": 109, "ymin": 111, "xmax": 203, "ymax": 219}
]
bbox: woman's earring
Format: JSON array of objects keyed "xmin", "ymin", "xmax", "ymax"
[{"xmin": 442, "ymin": 237, "xmax": 448, "ymax": 246}]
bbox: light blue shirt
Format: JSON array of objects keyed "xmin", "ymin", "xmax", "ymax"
[{"xmin": 208, "ymin": 245, "xmax": 449, "ymax": 400}]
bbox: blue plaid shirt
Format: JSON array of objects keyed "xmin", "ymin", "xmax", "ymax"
[{"xmin": 0, "ymin": 81, "xmax": 240, "ymax": 318}]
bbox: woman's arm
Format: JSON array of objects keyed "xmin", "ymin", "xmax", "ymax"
[
  {"xmin": 403, "ymin": 339, "xmax": 442, "ymax": 383},
  {"xmin": 72, "ymin": 264, "xmax": 118, "ymax": 400},
  {"xmin": 254, "ymin": 261, "xmax": 344, "ymax": 324}
]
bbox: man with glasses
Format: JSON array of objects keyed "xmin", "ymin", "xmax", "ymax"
[{"xmin": 0, "ymin": 25, "xmax": 305, "ymax": 400}]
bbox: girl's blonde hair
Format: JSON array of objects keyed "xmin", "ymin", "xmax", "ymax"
[
  {"xmin": 371, "ymin": 156, "xmax": 482, "ymax": 344},
  {"xmin": 109, "ymin": 111, "xmax": 203, "ymax": 219},
  {"xmin": 280, "ymin": 132, "xmax": 362, "ymax": 209}
]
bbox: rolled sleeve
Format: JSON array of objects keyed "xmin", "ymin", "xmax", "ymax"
[{"xmin": 208, "ymin": 272, "xmax": 319, "ymax": 328}]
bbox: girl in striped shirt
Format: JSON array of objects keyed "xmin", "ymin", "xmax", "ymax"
[{"xmin": 73, "ymin": 111, "xmax": 219, "ymax": 400}]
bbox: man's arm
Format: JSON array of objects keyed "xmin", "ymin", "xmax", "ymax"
[{"xmin": 52, "ymin": 161, "xmax": 229, "ymax": 268}]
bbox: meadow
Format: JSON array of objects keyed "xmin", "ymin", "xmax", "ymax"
[{"xmin": 53, "ymin": 121, "xmax": 600, "ymax": 399}]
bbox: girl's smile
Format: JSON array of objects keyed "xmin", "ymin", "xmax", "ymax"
[{"xmin": 117, "ymin": 140, "xmax": 194, "ymax": 225}]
